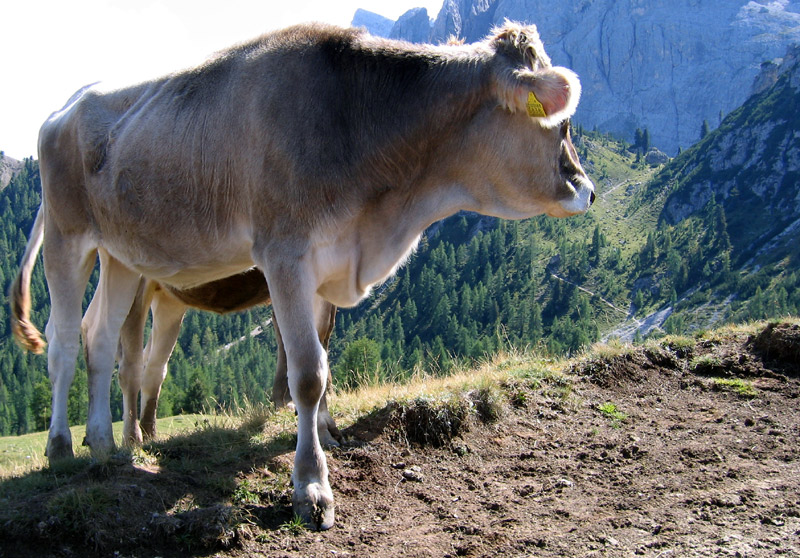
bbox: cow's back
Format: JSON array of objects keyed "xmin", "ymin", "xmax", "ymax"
[{"xmin": 37, "ymin": 23, "xmax": 491, "ymax": 282}]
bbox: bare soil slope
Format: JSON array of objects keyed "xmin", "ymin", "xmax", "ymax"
[{"xmin": 1, "ymin": 322, "xmax": 799, "ymax": 557}]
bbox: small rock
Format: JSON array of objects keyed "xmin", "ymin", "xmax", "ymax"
[
  {"xmin": 645, "ymin": 148, "xmax": 669, "ymax": 166},
  {"xmin": 402, "ymin": 466, "xmax": 424, "ymax": 482}
]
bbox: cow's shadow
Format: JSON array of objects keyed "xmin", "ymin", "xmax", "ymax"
[{"xmin": 0, "ymin": 402, "xmax": 397, "ymax": 556}]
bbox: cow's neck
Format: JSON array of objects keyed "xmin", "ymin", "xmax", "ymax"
[
  {"xmin": 311, "ymin": 46, "xmax": 497, "ymax": 307},
  {"xmin": 361, "ymin": 180, "xmax": 471, "ymax": 287},
  {"xmin": 313, "ymin": 175, "xmax": 472, "ymax": 308}
]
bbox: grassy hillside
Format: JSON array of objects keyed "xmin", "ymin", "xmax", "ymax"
[{"xmin": 0, "ymin": 414, "xmax": 214, "ymax": 476}]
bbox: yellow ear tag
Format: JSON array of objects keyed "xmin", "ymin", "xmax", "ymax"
[{"xmin": 526, "ymin": 92, "xmax": 547, "ymax": 118}]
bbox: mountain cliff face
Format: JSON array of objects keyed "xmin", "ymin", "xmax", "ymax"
[
  {"xmin": 655, "ymin": 47, "xmax": 800, "ymax": 267},
  {"xmin": 363, "ymin": 0, "xmax": 800, "ymax": 154},
  {"xmin": 0, "ymin": 154, "xmax": 22, "ymax": 191},
  {"xmin": 351, "ymin": 9, "xmax": 395, "ymax": 38},
  {"xmin": 389, "ymin": 8, "xmax": 433, "ymax": 42}
]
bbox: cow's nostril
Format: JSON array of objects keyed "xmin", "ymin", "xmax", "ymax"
[{"xmin": 590, "ymin": 191, "xmax": 596, "ymax": 205}]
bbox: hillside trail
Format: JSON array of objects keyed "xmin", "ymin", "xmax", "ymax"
[
  {"xmin": 549, "ymin": 271, "xmax": 631, "ymax": 319},
  {"xmin": 2, "ymin": 322, "xmax": 799, "ymax": 557}
]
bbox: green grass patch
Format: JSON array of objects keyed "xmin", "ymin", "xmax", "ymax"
[
  {"xmin": 0, "ymin": 414, "xmax": 214, "ymax": 477},
  {"xmin": 689, "ymin": 354, "xmax": 723, "ymax": 371},
  {"xmin": 712, "ymin": 378, "xmax": 758, "ymax": 398},
  {"xmin": 598, "ymin": 402, "xmax": 628, "ymax": 427}
]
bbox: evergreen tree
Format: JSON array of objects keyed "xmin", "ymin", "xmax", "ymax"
[
  {"xmin": 182, "ymin": 370, "xmax": 211, "ymax": 413},
  {"xmin": 31, "ymin": 378, "xmax": 51, "ymax": 432},
  {"xmin": 336, "ymin": 338, "xmax": 382, "ymax": 389},
  {"xmin": 701, "ymin": 119, "xmax": 711, "ymax": 139}
]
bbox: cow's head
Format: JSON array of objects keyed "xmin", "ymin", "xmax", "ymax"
[{"xmin": 481, "ymin": 22, "xmax": 594, "ymax": 219}]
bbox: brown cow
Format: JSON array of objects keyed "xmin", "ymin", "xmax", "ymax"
[{"xmin": 11, "ymin": 22, "xmax": 593, "ymax": 529}]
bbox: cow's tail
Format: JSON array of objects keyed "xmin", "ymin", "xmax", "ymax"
[{"xmin": 10, "ymin": 205, "xmax": 47, "ymax": 354}]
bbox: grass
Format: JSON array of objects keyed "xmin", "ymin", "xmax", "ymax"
[
  {"xmin": 279, "ymin": 514, "xmax": 308, "ymax": 536},
  {"xmin": 328, "ymin": 350, "xmax": 564, "ymax": 427},
  {"xmin": 0, "ymin": 413, "xmax": 214, "ymax": 477},
  {"xmin": 712, "ymin": 378, "xmax": 758, "ymax": 398},
  {"xmin": 598, "ymin": 402, "xmax": 628, "ymax": 427},
  {"xmin": 689, "ymin": 354, "xmax": 723, "ymax": 371}
]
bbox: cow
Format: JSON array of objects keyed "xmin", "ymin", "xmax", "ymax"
[
  {"xmin": 10, "ymin": 21, "xmax": 594, "ymax": 529},
  {"xmin": 113, "ymin": 269, "xmax": 341, "ymax": 447}
]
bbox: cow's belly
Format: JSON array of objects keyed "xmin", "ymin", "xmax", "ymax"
[{"xmin": 101, "ymin": 230, "xmax": 255, "ymax": 289}]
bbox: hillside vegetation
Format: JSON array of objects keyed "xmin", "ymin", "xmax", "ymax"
[{"xmin": 0, "ymin": 320, "xmax": 798, "ymax": 557}]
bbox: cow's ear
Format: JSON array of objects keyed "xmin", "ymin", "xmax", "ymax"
[{"xmin": 499, "ymin": 66, "xmax": 581, "ymax": 127}]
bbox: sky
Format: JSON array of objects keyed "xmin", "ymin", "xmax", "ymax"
[{"xmin": 0, "ymin": 0, "xmax": 443, "ymax": 160}]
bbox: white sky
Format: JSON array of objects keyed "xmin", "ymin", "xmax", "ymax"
[{"xmin": 0, "ymin": 0, "xmax": 443, "ymax": 160}]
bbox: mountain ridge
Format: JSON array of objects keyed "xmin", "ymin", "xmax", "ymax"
[
  {"xmin": 0, "ymin": 153, "xmax": 22, "ymax": 191},
  {"xmin": 360, "ymin": 0, "xmax": 800, "ymax": 154}
]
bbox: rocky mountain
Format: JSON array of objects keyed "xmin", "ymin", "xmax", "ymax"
[
  {"xmin": 0, "ymin": 153, "xmax": 22, "ymax": 191},
  {"xmin": 389, "ymin": 8, "xmax": 433, "ymax": 42},
  {"xmin": 653, "ymin": 44, "xmax": 800, "ymax": 269},
  {"xmin": 358, "ymin": 0, "xmax": 800, "ymax": 155},
  {"xmin": 351, "ymin": 9, "xmax": 395, "ymax": 38}
]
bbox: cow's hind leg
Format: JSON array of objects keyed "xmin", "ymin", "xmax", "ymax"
[
  {"xmin": 116, "ymin": 278, "xmax": 151, "ymax": 447},
  {"xmin": 81, "ymin": 250, "xmax": 141, "ymax": 457},
  {"xmin": 315, "ymin": 301, "xmax": 342, "ymax": 446},
  {"xmin": 270, "ymin": 314, "xmax": 291, "ymax": 408},
  {"xmin": 140, "ymin": 287, "xmax": 186, "ymax": 439},
  {"xmin": 262, "ymin": 257, "xmax": 334, "ymax": 530},
  {"xmin": 43, "ymin": 231, "xmax": 96, "ymax": 461}
]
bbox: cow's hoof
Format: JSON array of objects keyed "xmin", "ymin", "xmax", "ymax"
[
  {"xmin": 319, "ymin": 429, "xmax": 340, "ymax": 448},
  {"xmin": 84, "ymin": 426, "xmax": 116, "ymax": 458},
  {"xmin": 318, "ymin": 411, "xmax": 343, "ymax": 448},
  {"xmin": 293, "ymin": 483, "xmax": 335, "ymax": 531},
  {"xmin": 319, "ymin": 417, "xmax": 343, "ymax": 448},
  {"xmin": 141, "ymin": 400, "xmax": 159, "ymax": 439},
  {"xmin": 123, "ymin": 426, "xmax": 144, "ymax": 448},
  {"xmin": 45, "ymin": 434, "xmax": 74, "ymax": 461}
]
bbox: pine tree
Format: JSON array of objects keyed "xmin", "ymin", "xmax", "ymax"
[
  {"xmin": 31, "ymin": 378, "xmax": 51, "ymax": 431},
  {"xmin": 182, "ymin": 370, "xmax": 211, "ymax": 413},
  {"xmin": 701, "ymin": 119, "xmax": 711, "ymax": 139}
]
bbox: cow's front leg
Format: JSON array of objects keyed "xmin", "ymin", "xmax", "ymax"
[
  {"xmin": 272, "ymin": 301, "xmax": 342, "ymax": 447},
  {"xmin": 263, "ymin": 258, "xmax": 334, "ymax": 530}
]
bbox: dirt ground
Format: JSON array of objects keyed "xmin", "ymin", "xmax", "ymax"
[{"xmin": 2, "ymin": 322, "xmax": 799, "ymax": 557}]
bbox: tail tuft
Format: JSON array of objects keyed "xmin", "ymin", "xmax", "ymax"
[
  {"xmin": 10, "ymin": 279, "xmax": 46, "ymax": 354},
  {"xmin": 9, "ymin": 206, "xmax": 46, "ymax": 354},
  {"xmin": 11, "ymin": 318, "xmax": 46, "ymax": 354}
]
